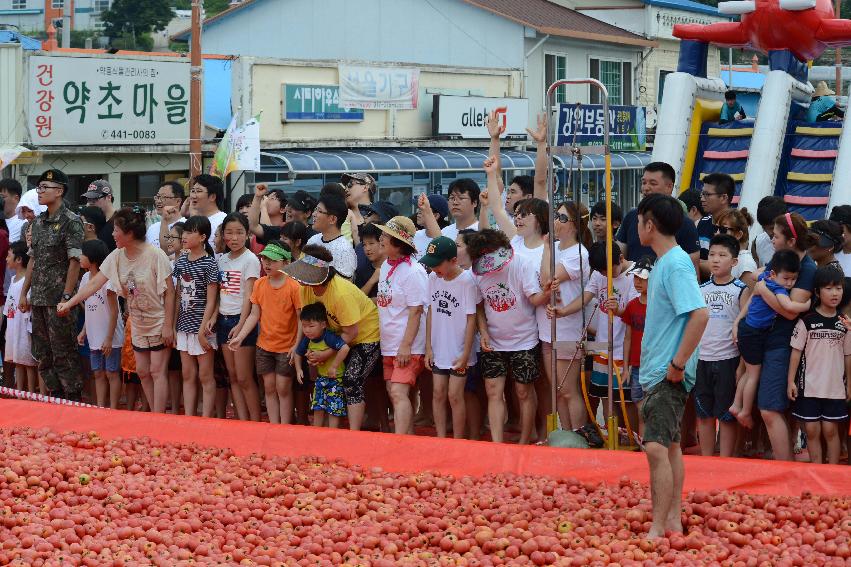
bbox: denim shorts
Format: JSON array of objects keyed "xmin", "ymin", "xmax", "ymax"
[
  {"xmin": 629, "ymin": 367, "xmax": 644, "ymax": 402},
  {"xmin": 758, "ymin": 346, "xmax": 792, "ymax": 412},
  {"xmin": 217, "ymin": 314, "xmax": 258, "ymax": 347},
  {"xmin": 90, "ymin": 349, "xmax": 121, "ymax": 373}
]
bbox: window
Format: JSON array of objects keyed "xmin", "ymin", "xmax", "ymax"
[
  {"xmin": 52, "ymin": 0, "xmax": 64, "ymax": 8},
  {"xmin": 590, "ymin": 59, "xmax": 633, "ymax": 105},
  {"xmin": 545, "ymin": 53, "xmax": 568, "ymax": 104},
  {"xmin": 658, "ymin": 70, "xmax": 674, "ymax": 104},
  {"xmin": 11, "ymin": 0, "xmax": 26, "ymax": 10},
  {"xmin": 121, "ymin": 172, "xmax": 184, "ymax": 205},
  {"xmin": 93, "ymin": 0, "xmax": 110, "ymax": 13}
]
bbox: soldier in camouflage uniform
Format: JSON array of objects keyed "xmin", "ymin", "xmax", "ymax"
[{"xmin": 19, "ymin": 169, "xmax": 85, "ymax": 401}]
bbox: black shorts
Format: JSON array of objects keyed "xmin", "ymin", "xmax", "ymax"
[
  {"xmin": 694, "ymin": 357, "xmax": 738, "ymax": 421},
  {"xmin": 432, "ymin": 366, "xmax": 469, "ymax": 378},
  {"xmin": 217, "ymin": 314, "xmax": 258, "ymax": 348},
  {"xmin": 168, "ymin": 348, "xmax": 181, "ymax": 371},
  {"xmin": 737, "ymin": 320, "xmax": 771, "ymax": 366},
  {"xmin": 792, "ymin": 396, "xmax": 849, "ymax": 422},
  {"xmin": 640, "ymin": 380, "xmax": 688, "ymax": 447},
  {"xmin": 480, "ymin": 345, "xmax": 540, "ymax": 384}
]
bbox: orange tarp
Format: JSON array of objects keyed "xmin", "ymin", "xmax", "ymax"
[{"xmin": 1, "ymin": 399, "xmax": 848, "ymax": 497}]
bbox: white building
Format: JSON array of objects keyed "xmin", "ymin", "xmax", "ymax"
[{"xmin": 0, "ymin": 0, "xmax": 112, "ymax": 34}]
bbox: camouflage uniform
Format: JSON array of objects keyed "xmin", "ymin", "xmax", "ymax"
[{"xmin": 29, "ymin": 202, "xmax": 84, "ymax": 400}]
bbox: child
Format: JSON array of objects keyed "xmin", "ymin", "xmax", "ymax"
[
  {"xmin": 752, "ymin": 196, "xmax": 786, "ymax": 267},
  {"xmin": 172, "ymin": 215, "xmax": 220, "ymax": 418},
  {"xmin": 550, "ymin": 241, "xmax": 638, "ymax": 417},
  {"xmin": 732, "ymin": 249, "xmax": 810, "ymax": 428},
  {"xmin": 621, "ymin": 257, "xmax": 652, "ymax": 436},
  {"xmin": 696, "ymin": 235, "xmax": 750, "ymax": 456},
  {"xmin": 217, "ymin": 213, "xmax": 262, "ymax": 422},
  {"xmin": 164, "ymin": 221, "xmax": 185, "ymax": 413},
  {"xmin": 420, "ymin": 236, "xmax": 478, "ymax": 439},
  {"xmin": 230, "ymin": 240, "xmax": 302, "ymax": 424},
  {"xmin": 164, "ymin": 221, "xmax": 185, "ymax": 262},
  {"xmin": 77, "ymin": 239, "xmax": 125, "ymax": 409},
  {"xmin": 635, "ymin": 194, "xmax": 708, "ymax": 540},
  {"xmin": 357, "ymin": 223, "xmax": 385, "ymax": 299},
  {"xmin": 590, "ymin": 200, "xmax": 623, "ymax": 243},
  {"xmin": 294, "ymin": 302, "xmax": 350, "ymax": 428},
  {"xmin": 464, "ymin": 228, "xmax": 547, "ymax": 445},
  {"xmin": 4, "ymin": 241, "xmax": 36, "ymax": 393},
  {"xmin": 788, "ymin": 266, "xmax": 851, "ymax": 465}
]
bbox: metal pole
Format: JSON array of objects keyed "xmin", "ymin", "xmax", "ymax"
[
  {"xmin": 836, "ymin": 0, "xmax": 843, "ymax": 97},
  {"xmin": 545, "ymin": 79, "xmax": 612, "ymax": 444},
  {"xmin": 189, "ymin": 0, "xmax": 203, "ymax": 179}
]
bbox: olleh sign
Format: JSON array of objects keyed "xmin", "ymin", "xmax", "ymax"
[{"xmin": 433, "ymin": 95, "xmax": 528, "ymax": 140}]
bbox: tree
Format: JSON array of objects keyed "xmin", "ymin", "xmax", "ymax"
[
  {"xmin": 171, "ymin": 0, "xmax": 231, "ymax": 17},
  {"xmin": 101, "ymin": 0, "xmax": 174, "ymax": 50}
]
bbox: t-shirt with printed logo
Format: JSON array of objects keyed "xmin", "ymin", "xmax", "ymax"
[
  {"xmin": 81, "ymin": 271, "xmax": 125, "ymax": 350},
  {"xmin": 474, "ymin": 253, "xmax": 541, "ymax": 352},
  {"xmin": 790, "ymin": 311, "xmax": 851, "ymax": 399},
  {"xmin": 218, "ymin": 248, "xmax": 261, "ymax": 316},
  {"xmin": 172, "ymin": 253, "xmax": 219, "ymax": 334},
  {"xmin": 377, "ymin": 259, "xmax": 428, "ymax": 357},
  {"xmin": 699, "ymin": 276, "xmax": 747, "ymax": 361},
  {"xmin": 427, "ymin": 269, "xmax": 480, "ymax": 369}
]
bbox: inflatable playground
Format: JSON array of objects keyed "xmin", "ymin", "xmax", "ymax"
[{"xmin": 1, "ymin": 2, "xmax": 850, "ymax": 566}]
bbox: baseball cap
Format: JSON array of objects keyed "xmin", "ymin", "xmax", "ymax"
[
  {"xmin": 829, "ymin": 205, "xmax": 851, "ymax": 228},
  {"xmin": 427, "ymin": 194, "xmax": 449, "ymax": 222},
  {"xmin": 810, "ymin": 224, "xmax": 844, "ymax": 252},
  {"xmin": 341, "ymin": 172, "xmax": 376, "ymax": 188},
  {"xmin": 38, "ymin": 169, "xmax": 69, "ymax": 186},
  {"xmin": 82, "ymin": 179, "xmax": 113, "ymax": 200},
  {"xmin": 625, "ymin": 256, "xmax": 654, "ymax": 280},
  {"xmin": 288, "ymin": 190, "xmax": 316, "ymax": 212},
  {"xmin": 360, "ymin": 201, "xmax": 399, "ymax": 224},
  {"xmin": 258, "ymin": 242, "xmax": 293, "ymax": 262},
  {"xmin": 419, "ymin": 236, "xmax": 457, "ymax": 268}
]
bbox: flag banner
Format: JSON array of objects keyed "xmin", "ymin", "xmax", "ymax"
[{"xmin": 209, "ymin": 115, "xmax": 261, "ymax": 178}]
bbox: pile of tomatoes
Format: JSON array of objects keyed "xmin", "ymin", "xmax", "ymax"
[{"xmin": 0, "ymin": 427, "xmax": 848, "ymax": 566}]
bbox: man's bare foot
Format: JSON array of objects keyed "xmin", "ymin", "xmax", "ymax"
[
  {"xmin": 665, "ymin": 518, "xmax": 684, "ymax": 534},
  {"xmin": 736, "ymin": 412, "xmax": 754, "ymax": 429},
  {"xmin": 646, "ymin": 525, "xmax": 666, "ymax": 539}
]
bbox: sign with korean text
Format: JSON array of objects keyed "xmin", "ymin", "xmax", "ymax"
[
  {"xmin": 282, "ymin": 84, "xmax": 364, "ymax": 122},
  {"xmin": 28, "ymin": 55, "xmax": 190, "ymax": 146},
  {"xmin": 338, "ymin": 65, "xmax": 420, "ymax": 110},
  {"xmin": 555, "ymin": 104, "xmax": 647, "ymax": 151},
  {"xmin": 433, "ymin": 95, "xmax": 529, "ymax": 139}
]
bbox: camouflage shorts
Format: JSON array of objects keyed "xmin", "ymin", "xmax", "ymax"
[
  {"xmin": 640, "ymin": 379, "xmax": 688, "ymax": 448},
  {"xmin": 480, "ymin": 344, "xmax": 540, "ymax": 384}
]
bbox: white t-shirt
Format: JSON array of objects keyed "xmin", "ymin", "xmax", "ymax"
[
  {"xmin": 4, "ymin": 274, "xmax": 34, "ymax": 366},
  {"xmin": 836, "ymin": 251, "xmax": 851, "ymax": 274},
  {"xmin": 376, "ymin": 259, "xmax": 428, "ymax": 356},
  {"xmin": 81, "ymin": 272, "xmax": 125, "ymax": 350},
  {"xmin": 146, "ymin": 218, "xmax": 186, "ymax": 249},
  {"xmin": 306, "ymin": 233, "xmax": 357, "ymax": 279},
  {"xmin": 754, "ymin": 232, "xmax": 774, "ymax": 268},
  {"xmin": 442, "ymin": 221, "xmax": 479, "ymax": 242},
  {"xmin": 475, "ymin": 253, "xmax": 541, "ymax": 351},
  {"xmin": 733, "ymin": 248, "xmax": 757, "ymax": 281},
  {"xmin": 541, "ymin": 243, "xmax": 590, "ymax": 343},
  {"xmin": 208, "ymin": 211, "xmax": 227, "ymax": 250},
  {"xmin": 700, "ymin": 277, "xmax": 747, "ymax": 361},
  {"xmin": 427, "ymin": 270, "xmax": 480, "ymax": 369},
  {"xmin": 218, "ymin": 248, "xmax": 261, "ymax": 316},
  {"xmin": 6, "ymin": 215, "xmax": 24, "ymax": 243},
  {"xmin": 413, "ymin": 229, "xmax": 432, "ymax": 261},
  {"xmin": 585, "ymin": 266, "xmax": 639, "ymax": 360}
]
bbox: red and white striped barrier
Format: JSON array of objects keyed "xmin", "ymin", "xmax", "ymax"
[{"xmin": 0, "ymin": 387, "xmax": 103, "ymax": 409}]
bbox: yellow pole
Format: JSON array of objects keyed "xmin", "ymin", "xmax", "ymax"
[{"xmin": 604, "ymin": 152, "xmax": 618, "ymax": 450}]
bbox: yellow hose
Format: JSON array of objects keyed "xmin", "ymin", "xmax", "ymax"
[
  {"xmin": 579, "ymin": 366, "xmax": 605, "ymax": 442},
  {"xmin": 612, "ymin": 364, "xmax": 636, "ymax": 447}
]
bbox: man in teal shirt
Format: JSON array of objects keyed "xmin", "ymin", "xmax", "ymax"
[
  {"xmin": 807, "ymin": 81, "xmax": 844, "ymax": 122},
  {"xmin": 719, "ymin": 91, "xmax": 746, "ymax": 124},
  {"xmin": 637, "ymin": 194, "xmax": 708, "ymax": 540}
]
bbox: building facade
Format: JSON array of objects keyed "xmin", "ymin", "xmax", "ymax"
[{"xmin": 0, "ymin": 0, "xmax": 112, "ymax": 33}]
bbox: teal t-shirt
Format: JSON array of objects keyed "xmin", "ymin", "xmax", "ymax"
[
  {"xmin": 639, "ymin": 246, "xmax": 706, "ymax": 393},
  {"xmin": 719, "ymin": 102, "xmax": 744, "ymax": 122},
  {"xmin": 807, "ymin": 96, "xmax": 837, "ymax": 122}
]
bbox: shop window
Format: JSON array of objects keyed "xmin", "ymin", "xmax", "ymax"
[
  {"xmin": 658, "ymin": 70, "xmax": 674, "ymax": 104},
  {"xmin": 590, "ymin": 59, "xmax": 633, "ymax": 105}
]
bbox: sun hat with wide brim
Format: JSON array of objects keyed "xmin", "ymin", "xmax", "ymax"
[
  {"xmin": 375, "ymin": 216, "xmax": 417, "ymax": 248},
  {"xmin": 813, "ymin": 81, "xmax": 835, "ymax": 97},
  {"xmin": 472, "ymin": 245, "xmax": 514, "ymax": 276},
  {"xmin": 281, "ymin": 253, "xmax": 332, "ymax": 286}
]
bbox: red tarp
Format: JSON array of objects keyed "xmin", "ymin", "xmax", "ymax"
[{"xmin": 1, "ymin": 399, "xmax": 849, "ymax": 497}]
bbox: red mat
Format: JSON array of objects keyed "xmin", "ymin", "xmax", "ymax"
[{"xmin": 2, "ymin": 399, "xmax": 849, "ymax": 497}]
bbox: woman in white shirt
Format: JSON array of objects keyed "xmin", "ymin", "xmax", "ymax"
[{"xmin": 716, "ymin": 208, "xmax": 757, "ymax": 288}]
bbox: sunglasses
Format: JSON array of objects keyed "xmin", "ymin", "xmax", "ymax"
[
  {"xmin": 717, "ymin": 226, "xmax": 735, "ymax": 235},
  {"xmin": 553, "ymin": 212, "xmax": 574, "ymax": 223}
]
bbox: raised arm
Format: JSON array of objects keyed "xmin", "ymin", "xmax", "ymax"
[
  {"xmin": 483, "ymin": 156, "xmax": 516, "ymax": 237},
  {"xmin": 527, "ymin": 113, "xmax": 549, "ymax": 201},
  {"xmin": 418, "ymin": 194, "xmax": 442, "ymax": 239},
  {"xmin": 486, "ymin": 109, "xmax": 505, "ymax": 182},
  {"xmin": 247, "ymin": 183, "xmax": 268, "ymax": 238}
]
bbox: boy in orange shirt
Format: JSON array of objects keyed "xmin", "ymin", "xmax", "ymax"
[{"xmin": 230, "ymin": 241, "xmax": 302, "ymax": 424}]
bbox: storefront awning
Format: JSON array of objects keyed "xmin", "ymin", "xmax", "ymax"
[
  {"xmin": 260, "ymin": 148, "xmax": 653, "ymax": 174},
  {"xmin": 260, "ymin": 148, "xmax": 537, "ymax": 174}
]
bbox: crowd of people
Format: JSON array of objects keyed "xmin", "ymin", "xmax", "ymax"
[{"xmin": 1, "ymin": 114, "xmax": 850, "ymax": 480}]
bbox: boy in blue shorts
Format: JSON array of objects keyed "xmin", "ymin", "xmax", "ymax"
[
  {"xmin": 636, "ymin": 194, "xmax": 708, "ymax": 539},
  {"xmin": 697, "ymin": 235, "xmax": 750, "ymax": 457},
  {"xmin": 294, "ymin": 303, "xmax": 351, "ymax": 428}
]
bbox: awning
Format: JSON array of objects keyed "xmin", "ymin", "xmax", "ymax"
[
  {"xmin": 260, "ymin": 148, "xmax": 652, "ymax": 174},
  {"xmin": 260, "ymin": 148, "xmax": 536, "ymax": 174}
]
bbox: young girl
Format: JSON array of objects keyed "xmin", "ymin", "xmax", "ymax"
[
  {"xmin": 172, "ymin": 215, "xmax": 220, "ymax": 418},
  {"xmin": 231, "ymin": 240, "xmax": 302, "ymax": 424},
  {"xmin": 465, "ymin": 228, "xmax": 547, "ymax": 444},
  {"xmin": 716, "ymin": 208, "xmax": 757, "ymax": 288},
  {"xmin": 57, "ymin": 208, "xmax": 175, "ymax": 414},
  {"xmin": 163, "ymin": 221, "xmax": 185, "ymax": 413},
  {"xmin": 281, "ymin": 221, "xmax": 308, "ymax": 260},
  {"xmin": 77, "ymin": 239, "xmax": 124, "ymax": 409},
  {"xmin": 5, "ymin": 242, "xmax": 36, "ymax": 393},
  {"xmin": 540, "ymin": 201, "xmax": 592, "ymax": 432},
  {"xmin": 218, "ymin": 213, "xmax": 262, "ymax": 421},
  {"xmin": 788, "ymin": 266, "xmax": 851, "ymax": 464}
]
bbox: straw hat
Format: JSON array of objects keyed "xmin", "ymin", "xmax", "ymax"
[
  {"xmin": 375, "ymin": 216, "xmax": 417, "ymax": 248},
  {"xmin": 813, "ymin": 81, "xmax": 835, "ymax": 97},
  {"xmin": 281, "ymin": 253, "xmax": 332, "ymax": 286}
]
